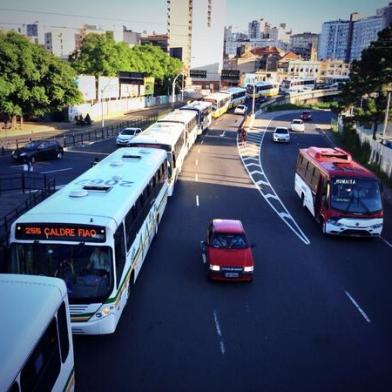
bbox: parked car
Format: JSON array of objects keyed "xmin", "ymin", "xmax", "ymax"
[
  {"xmin": 116, "ymin": 127, "xmax": 142, "ymax": 146},
  {"xmin": 273, "ymin": 127, "xmax": 290, "ymax": 143},
  {"xmin": 290, "ymin": 119, "xmax": 305, "ymax": 132},
  {"xmin": 11, "ymin": 140, "xmax": 63, "ymax": 163},
  {"xmin": 300, "ymin": 111, "xmax": 312, "ymax": 121},
  {"xmin": 234, "ymin": 105, "xmax": 248, "ymax": 115},
  {"xmin": 201, "ymin": 219, "xmax": 255, "ymax": 282}
]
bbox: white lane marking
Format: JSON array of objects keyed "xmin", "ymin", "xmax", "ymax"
[
  {"xmin": 197, "ymin": 148, "xmax": 201, "ymax": 153},
  {"xmin": 200, "ymin": 139, "xmax": 204, "ymax": 145},
  {"xmin": 220, "ymin": 131, "xmax": 226, "ymax": 137},
  {"xmin": 213, "ymin": 310, "xmax": 226, "ymax": 355},
  {"xmin": 381, "ymin": 237, "xmax": 392, "ymax": 248},
  {"xmin": 238, "ymin": 118, "xmax": 310, "ymax": 246},
  {"xmin": 40, "ymin": 168, "xmax": 72, "ymax": 174},
  {"xmin": 345, "ymin": 291, "xmax": 371, "ymax": 323},
  {"xmin": 195, "ymin": 159, "xmax": 198, "ymax": 166},
  {"xmin": 202, "ymin": 253, "xmax": 207, "ymax": 264},
  {"xmin": 195, "ymin": 173, "xmax": 199, "ymax": 182},
  {"xmin": 196, "ymin": 195, "xmax": 200, "ymax": 207}
]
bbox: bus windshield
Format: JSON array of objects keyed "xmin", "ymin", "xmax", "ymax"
[
  {"xmin": 331, "ymin": 177, "xmax": 382, "ymax": 214},
  {"xmin": 10, "ymin": 243, "xmax": 114, "ymax": 304}
]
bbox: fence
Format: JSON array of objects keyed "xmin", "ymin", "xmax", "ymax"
[
  {"xmin": 6, "ymin": 114, "xmax": 159, "ymax": 151},
  {"xmin": 0, "ymin": 172, "xmax": 56, "ymax": 246}
]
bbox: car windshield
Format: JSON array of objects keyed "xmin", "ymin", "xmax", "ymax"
[
  {"xmin": 292, "ymin": 120, "xmax": 302, "ymax": 124},
  {"xmin": 10, "ymin": 243, "xmax": 114, "ymax": 304},
  {"xmin": 238, "ymin": 105, "xmax": 245, "ymax": 110},
  {"xmin": 211, "ymin": 233, "xmax": 248, "ymax": 249},
  {"xmin": 121, "ymin": 129, "xmax": 135, "ymax": 136},
  {"xmin": 330, "ymin": 177, "xmax": 382, "ymax": 214},
  {"xmin": 275, "ymin": 128, "xmax": 288, "ymax": 134}
]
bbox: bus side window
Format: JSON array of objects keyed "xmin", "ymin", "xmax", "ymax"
[
  {"xmin": 114, "ymin": 223, "xmax": 126, "ymax": 285},
  {"xmin": 20, "ymin": 318, "xmax": 61, "ymax": 391},
  {"xmin": 57, "ymin": 302, "xmax": 70, "ymax": 363}
]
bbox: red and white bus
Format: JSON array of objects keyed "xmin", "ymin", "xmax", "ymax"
[{"xmin": 295, "ymin": 147, "xmax": 383, "ymax": 236}]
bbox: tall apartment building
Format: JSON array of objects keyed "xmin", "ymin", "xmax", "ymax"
[
  {"xmin": 350, "ymin": 15, "xmax": 385, "ymax": 61},
  {"xmin": 248, "ymin": 19, "xmax": 262, "ymax": 39},
  {"xmin": 167, "ymin": 0, "xmax": 226, "ymax": 88},
  {"xmin": 45, "ymin": 28, "xmax": 75, "ymax": 59},
  {"xmin": 318, "ymin": 19, "xmax": 352, "ymax": 61}
]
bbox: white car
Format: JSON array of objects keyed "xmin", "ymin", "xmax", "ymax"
[
  {"xmin": 234, "ymin": 105, "xmax": 248, "ymax": 115},
  {"xmin": 290, "ymin": 119, "xmax": 305, "ymax": 132},
  {"xmin": 116, "ymin": 127, "xmax": 142, "ymax": 146},
  {"xmin": 273, "ymin": 127, "xmax": 290, "ymax": 143}
]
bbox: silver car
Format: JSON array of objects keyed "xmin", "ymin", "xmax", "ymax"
[
  {"xmin": 116, "ymin": 128, "xmax": 142, "ymax": 146},
  {"xmin": 273, "ymin": 127, "xmax": 290, "ymax": 143},
  {"xmin": 290, "ymin": 119, "xmax": 305, "ymax": 132}
]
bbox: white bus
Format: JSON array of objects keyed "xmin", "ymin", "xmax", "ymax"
[
  {"xmin": 158, "ymin": 109, "xmax": 198, "ymax": 150},
  {"xmin": 204, "ymin": 92, "xmax": 231, "ymax": 118},
  {"xmin": 1, "ymin": 274, "xmax": 75, "ymax": 391},
  {"xmin": 180, "ymin": 101, "xmax": 212, "ymax": 135},
  {"xmin": 280, "ymin": 77, "xmax": 316, "ymax": 93},
  {"xmin": 226, "ymin": 87, "xmax": 247, "ymax": 108},
  {"xmin": 324, "ymin": 75, "xmax": 349, "ymax": 89},
  {"xmin": 8, "ymin": 147, "xmax": 169, "ymax": 335},
  {"xmin": 246, "ymin": 82, "xmax": 279, "ymax": 99},
  {"xmin": 128, "ymin": 122, "xmax": 187, "ymax": 196}
]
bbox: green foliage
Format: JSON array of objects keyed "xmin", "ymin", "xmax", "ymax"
[
  {"xmin": 0, "ymin": 31, "xmax": 82, "ymax": 119},
  {"xmin": 70, "ymin": 34, "xmax": 183, "ymax": 92},
  {"xmin": 339, "ymin": 25, "xmax": 392, "ymax": 138}
]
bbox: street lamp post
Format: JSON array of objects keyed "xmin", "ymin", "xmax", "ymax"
[{"xmin": 172, "ymin": 73, "xmax": 182, "ymax": 106}]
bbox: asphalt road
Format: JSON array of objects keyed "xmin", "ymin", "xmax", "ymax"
[{"xmin": 2, "ymin": 109, "xmax": 391, "ymax": 391}]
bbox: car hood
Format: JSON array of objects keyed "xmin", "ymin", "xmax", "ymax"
[
  {"xmin": 117, "ymin": 135, "xmax": 133, "ymax": 140},
  {"xmin": 12, "ymin": 148, "xmax": 32, "ymax": 155},
  {"xmin": 207, "ymin": 247, "xmax": 254, "ymax": 267}
]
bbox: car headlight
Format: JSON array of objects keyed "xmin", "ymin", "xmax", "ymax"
[
  {"xmin": 209, "ymin": 264, "xmax": 220, "ymax": 271},
  {"xmin": 20, "ymin": 152, "xmax": 26, "ymax": 156},
  {"xmin": 371, "ymin": 223, "xmax": 382, "ymax": 229},
  {"xmin": 244, "ymin": 266, "xmax": 254, "ymax": 272}
]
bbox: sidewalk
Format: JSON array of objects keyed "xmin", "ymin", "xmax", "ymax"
[{"xmin": 0, "ymin": 103, "xmax": 176, "ymax": 149}]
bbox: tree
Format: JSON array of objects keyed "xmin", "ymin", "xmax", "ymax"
[
  {"xmin": 70, "ymin": 34, "xmax": 183, "ymax": 94},
  {"xmin": 339, "ymin": 25, "xmax": 392, "ymax": 139},
  {"xmin": 0, "ymin": 31, "xmax": 82, "ymax": 126}
]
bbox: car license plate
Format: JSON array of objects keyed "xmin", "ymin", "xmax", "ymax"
[{"xmin": 225, "ymin": 272, "xmax": 239, "ymax": 278}]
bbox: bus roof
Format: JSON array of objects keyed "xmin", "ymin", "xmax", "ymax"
[
  {"xmin": 12, "ymin": 147, "xmax": 167, "ymax": 232},
  {"xmin": 180, "ymin": 101, "xmax": 212, "ymax": 111},
  {"xmin": 0, "ymin": 274, "xmax": 67, "ymax": 391},
  {"xmin": 129, "ymin": 122, "xmax": 185, "ymax": 149},
  {"xmin": 158, "ymin": 109, "xmax": 196, "ymax": 124},
  {"xmin": 301, "ymin": 147, "xmax": 376, "ymax": 178},
  {"xmin": 225, "ymin": 87, "xmax": 246, "ymax": 95},
  {"xmin": 204, "ymin": 91, "xmax": 231, "ymax": 101}
]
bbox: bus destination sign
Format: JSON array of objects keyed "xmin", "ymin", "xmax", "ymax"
[{"xmin": 15, "ymin": 223, "xmax": 106, "ymax": 243}]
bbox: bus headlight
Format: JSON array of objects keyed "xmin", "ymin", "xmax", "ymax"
[
  {"xmin": 209, "ymin": 264, "xmax": 221, "ymax": 271},
  {"xmin": 244, "ymin": 266, "xmax": 254, "ymax": 272},
  {"xmin": 96, "ymin": 305, "xmax": 114, "ymax": 319}
]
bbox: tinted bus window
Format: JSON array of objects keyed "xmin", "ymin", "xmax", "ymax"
[
  {"xmin": 20, "ymin": 318, "xmax": 61, "ymax": 391},
  {"xmin": 57, "ymin": 302, "xmax": 70, "ymax": 363}
]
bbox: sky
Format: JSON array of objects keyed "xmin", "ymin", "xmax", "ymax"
[{"xmin": 0, "ymin": 0, "xmax": 389, "ymax": 35}]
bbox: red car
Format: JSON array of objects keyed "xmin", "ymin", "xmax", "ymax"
[
  {"xmin": 201, "ymin": 219, "xmax": 255, "ymax": 281},
  {"xmin": 300, "ymin": 111, "xmax": 312, "ymax": 121}
]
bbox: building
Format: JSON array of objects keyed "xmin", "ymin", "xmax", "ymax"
[
  {"xmin": 350, "ymin": 15, "xmax": 385, "ymax": 61},
  {"xmin": 141, "ymin": 33, "xmax": 168, "ymax": 52},
  {"xmin": 318, "ymin": 19, "xmax": 352, "ymax": 61},
  {"xmin": 290, "ymin": 32, "xmax": 319, "ymax": 59},
  {"xmin": 377, "ymin": 2, "xmax": 392, "ymax": 27},
  {"xmin": 269, "ymin": 23, "xmax": 292, "ymax": 44},
  {"xmin": 123, "ymin": 27, "xmax": 141, "ymax": 46},
  {"xmin": 168, "ymin": 0, "xmax": 226, "ymax": 90},
  {"xmin": 248, "ymin": 19, "xmax": 263, "ymax": 39},
  {"xmin": 285, "ymin": 59, "xmax": 321, "ymax": 79},
  {"xmin": 44, "ymin": 28, "xmax": 75, "ymax": 59},
  {"xmin": 319, "ymin": 59, "xmax": 351, "ymax": 80}
]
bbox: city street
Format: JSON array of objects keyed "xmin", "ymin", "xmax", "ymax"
[{"xmin": 27, "ymin": 109, "xmax": 390, "ymax": 392}]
